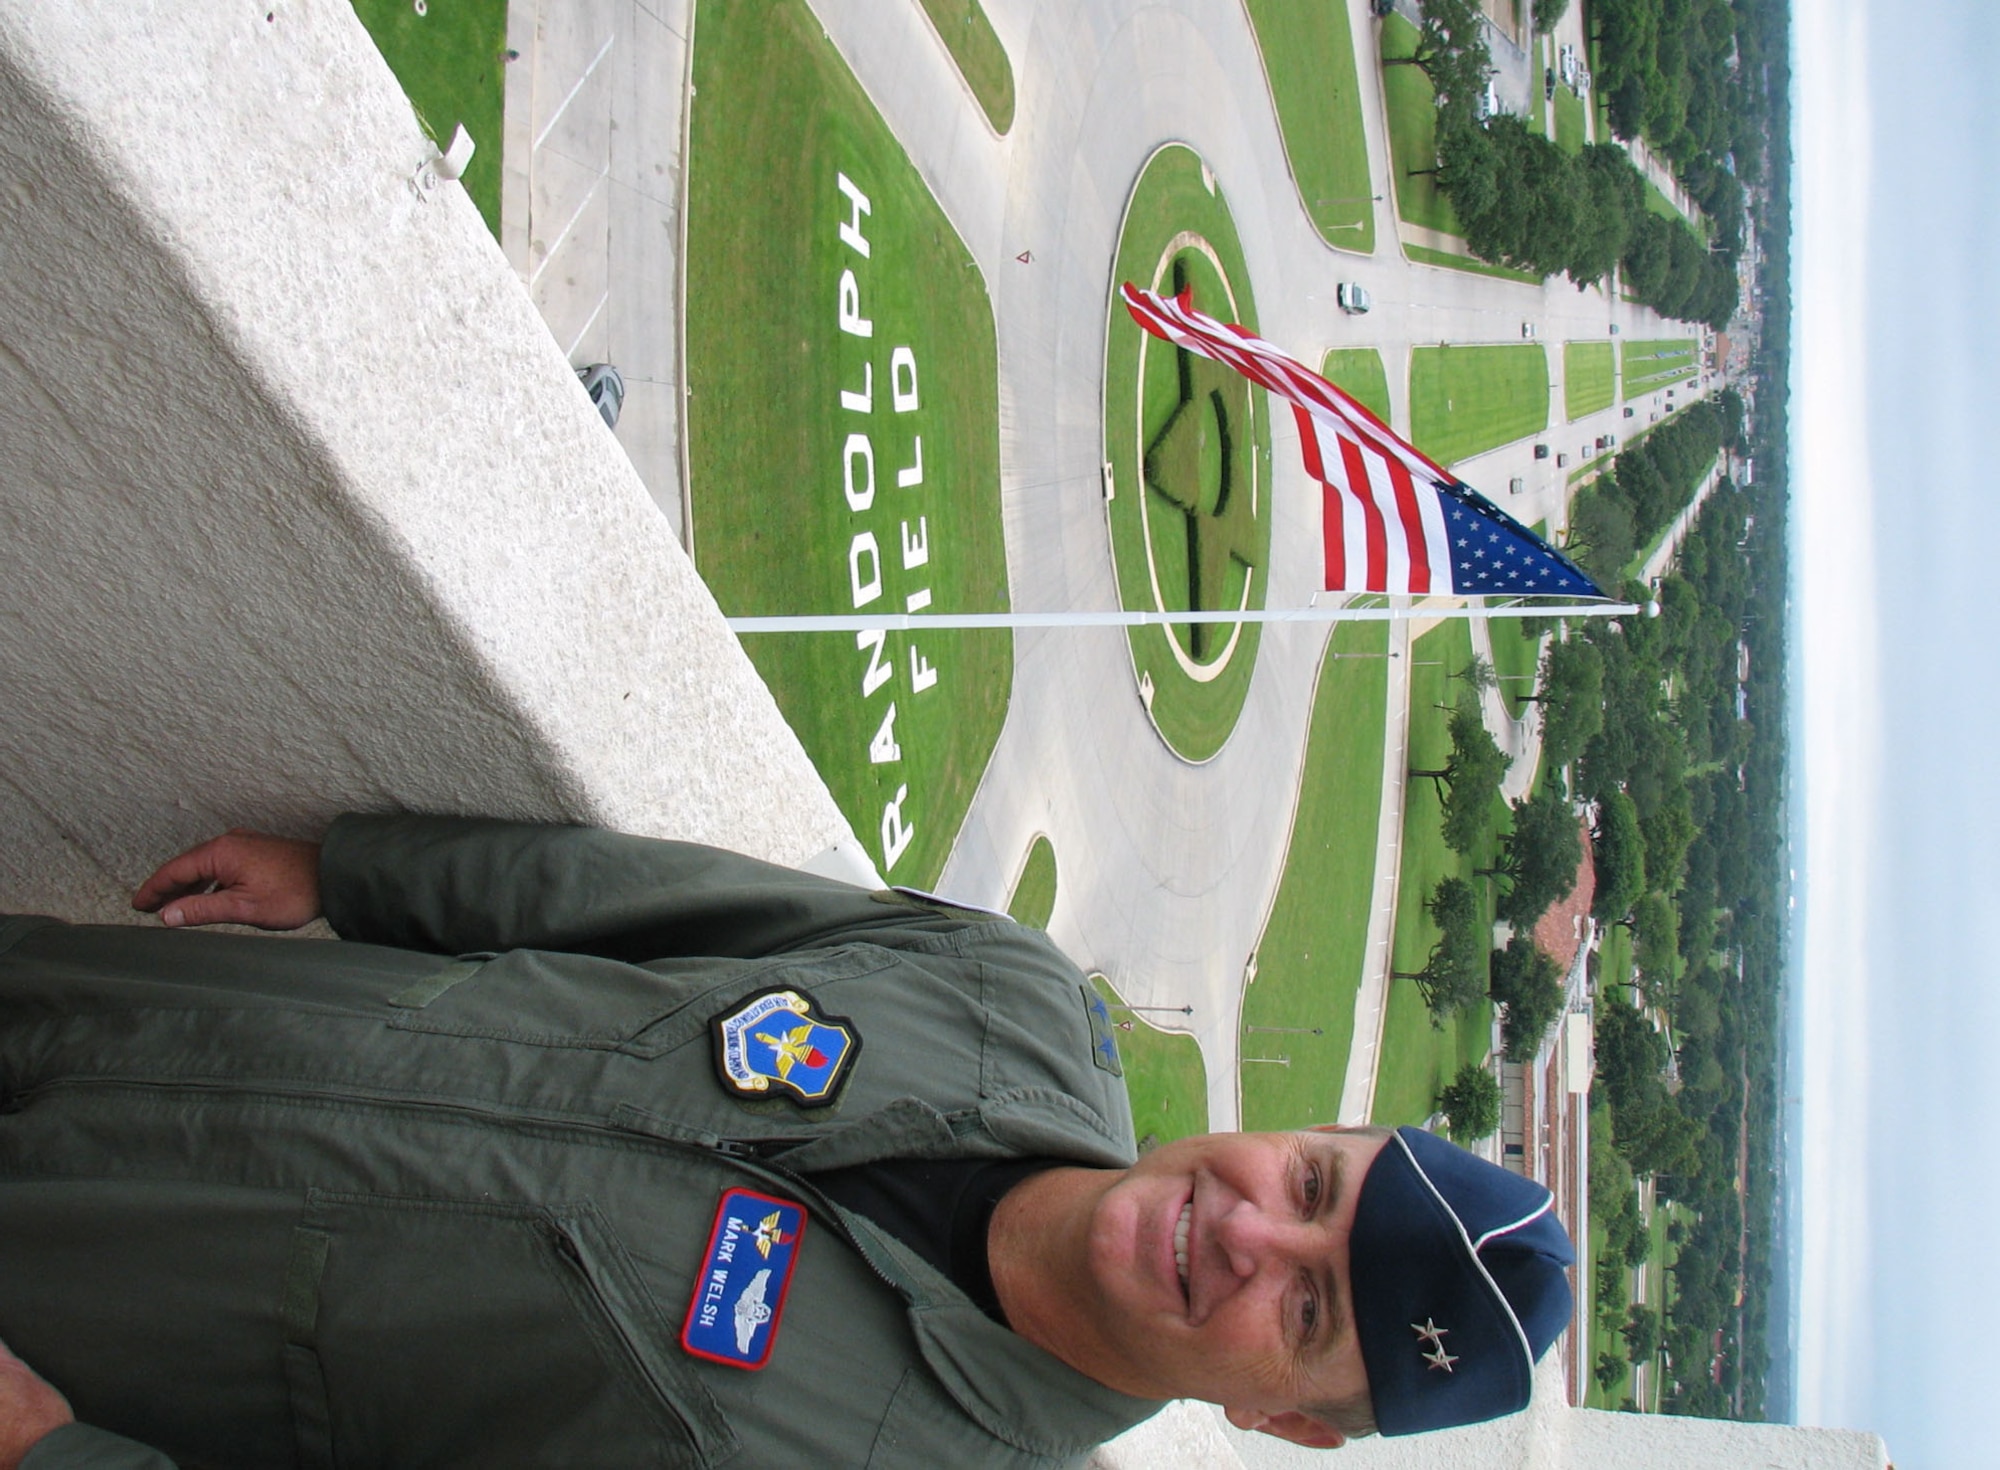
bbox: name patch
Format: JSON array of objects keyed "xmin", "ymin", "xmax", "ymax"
[
  {"xmin": 680, "ymin": 1188, "xmax": 807, "ymax": 1370},
  {"xmin": 710, "ymin": 987, "xmax": 860, "ymax": 1107}
]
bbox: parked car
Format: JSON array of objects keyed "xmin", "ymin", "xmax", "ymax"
[
  {"xmin": 1545, "ymin": 67, "xmax": 1557, "ymax": 102},
  {"xmin": 1370, "ymin": 0, "xmax": 1396, "ymax": 15},
  {"xmin": 1556, "ymin": 453, "xmax": 1570, "ymax": 467},
  {"xmin": 1475, "ymin": 77, "xmax": 1500, "ymax": 122},
  {"xmin": 1521, "ymin": 321, "xmax": 1539, "ymax": 339},
  {"xmin": 1336, "ymin": 282, "xmax": 1372, "ymax": 314},
  {"xmin": 1509, "ymin": 477, "xmax": 1525, "ymax": 496},
  {"xmin": 1623, "ymin": 406, "xmax": 1636, "ymax": 418},
  {"xmin": 1534, "ymin": 443, "xmax": 1551, "ymax": 460},
  {"xmin": 576, "ymin": 363, "xmax": 625, "ymax": 430},
  {"xmin": 1609, "ymin": 323, "xmax": 1621, "ymax": 335}
]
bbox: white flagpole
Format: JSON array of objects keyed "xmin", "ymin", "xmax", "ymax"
[{"xmin": 728, "ymin": 601, "xmax": 1644, "ymax": 633}]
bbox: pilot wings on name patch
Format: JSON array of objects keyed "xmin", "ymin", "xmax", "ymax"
[{"xmin": 680, "ymin": 1188, "xmax": 807, "ymax": 1370}]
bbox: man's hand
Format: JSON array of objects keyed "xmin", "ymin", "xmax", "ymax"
[
  {"xmin": 0, "ymin": 1336, "xmax": 72, "ymax": 1470},
  {"xmin": 132, "ymin": 828, "xmax": 323, "ymax": 931}
]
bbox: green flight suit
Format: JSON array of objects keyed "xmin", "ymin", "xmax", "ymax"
[{"xmin": 0, "ymin": 815, "xmax": 1163, "ymax": 1468}]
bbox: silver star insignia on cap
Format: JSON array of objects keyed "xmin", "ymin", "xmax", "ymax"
[{"xmin": 1411, "ymin": 1318, "xmax": 1457, "ymax": 1371}]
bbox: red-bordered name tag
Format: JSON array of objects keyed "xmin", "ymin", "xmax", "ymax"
[{"xmin": 680, "ymin": 1188, "xmax": 807, "ymax": 1370}]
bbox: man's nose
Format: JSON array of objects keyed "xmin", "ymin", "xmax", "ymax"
[{"xmin": 1215, "ymin": 1201, "xmax": 1314, "ymax": 1280}]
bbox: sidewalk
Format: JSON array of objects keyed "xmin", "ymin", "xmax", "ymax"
[{"xmin": 502, "ymin": 0, "xmax": 691, "ymax": 540}]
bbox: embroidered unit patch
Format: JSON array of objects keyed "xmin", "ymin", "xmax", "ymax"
[
  {"xmin": 1081, "ymin": 985, "xmax": 1123, "ymax": 1077},
  {"xmin": 710, "ymin": 986, "xmax": 861, "ymax": 1107},
  {"xmin": 680, "ymin": 1188, "xmax": 807, "ymax": 1370}
]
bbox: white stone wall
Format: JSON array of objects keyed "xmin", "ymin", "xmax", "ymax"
[{"xmin": 0, "ymin": 0, "xmax": 850, "ymax": 922}]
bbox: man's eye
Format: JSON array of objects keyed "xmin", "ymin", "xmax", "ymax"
[
  {"xmin": 1300, "ymin": 1281, "xmax": 1321, "ymax": 1341},
  {"xmin": 1303, "ymin": 1162, "xmax": 1322, "ymax": 1213}
]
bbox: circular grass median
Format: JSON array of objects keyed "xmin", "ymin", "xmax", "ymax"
[{"xmin": 1102, "ymin": 145, "xmax": 1272, "ymax": 763}]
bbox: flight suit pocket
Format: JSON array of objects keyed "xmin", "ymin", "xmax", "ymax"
[{"xmin": 288, "ymin": 1191, "xmax": 735, "ymax": 1468}]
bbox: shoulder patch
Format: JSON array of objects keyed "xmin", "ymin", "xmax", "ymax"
[
  {"xmin": 710, "ymin": 987, "xmax": 861, "ymax": 1107},
  {"xmin": 680, "ymin": 1188, "xmax": 806, "ymax": 1370},
  {"xmin": 1080, "ymin": 985, "xmax": 1123, "ymax": 1077}
]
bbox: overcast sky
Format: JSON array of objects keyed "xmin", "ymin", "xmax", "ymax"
[{"xmin": 1793, "ymin": 2, "xmax": 2000, "ymax": 1465}]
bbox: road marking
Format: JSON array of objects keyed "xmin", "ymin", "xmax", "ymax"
[{"xmin": 536, "ymin": 33, "xmax": 617, "ymax": 153}]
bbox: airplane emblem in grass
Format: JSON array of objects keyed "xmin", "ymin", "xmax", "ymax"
[{"xmin": 1141, "ymin": 260, "xmax": 1262, "ymax": 661}]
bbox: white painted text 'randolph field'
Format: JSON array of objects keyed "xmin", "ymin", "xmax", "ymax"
[{"xmin": 836, "ymin": 171, "xmax": 934, "ymax": 873}]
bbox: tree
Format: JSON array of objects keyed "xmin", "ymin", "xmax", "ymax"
[
  {"xmin": 1485, "ymin": 786, "xmax": 1582, "ymax": 926},
  {"xmin": 1392, "ymin": 876, "xmax": 1488, "ymax": 1021},
  {"xmin": 1452, "ymin": 654, "xmax": 1498, "ymax": 699},
  {"xmin": 1566, "ymin": 484, "xmax": 1635, "ymax": 585},
  {"xmin": 1411, "ymin": 700, "xmax": 1512, "ymax": 855},
  {"xmin": 1594, "ymin": 1351, "xmax": 1628, "ymax": 1393},
  {"xmin": 1529, "ymin": 635, "xmax": 1606, "ymax": 776},
  {"xmin": 1622, "ymin": 1305, "xmax": 1662, "ymax": 1363},
  {"xmin": 1592, "ymin": 791, "xmax": 1648, "ymax": 921},
  {"xmin": 1489, "ymin": 936, "xmax": 1568, "ymax": 1062},
  {"xmin": 1385, "ymin": 0, "xmax": 1491, "ymax": 113},
  {"xmin": 1533, "ymin": 0, "xmax": 1573, "ymax": 31},
  {"xmin": 1629, "ymin": 891, "xmax": 1681, "ymax": 998},
  {"xmin": 1437, "ymin": 1063, "xmax": 1501, "ymax": 1141},
  {"xmin": 1640, "ymin": 788, "xmax": 1697, "ymax": 894}
]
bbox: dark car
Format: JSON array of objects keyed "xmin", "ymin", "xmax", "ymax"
[
  {"xmin": 1545, "ymin": 67, "xmax": 1556, "ymax": 101},
  {"xmin": 1534, "ymin": 443, "xmax": 1551, "ymax": 460}
]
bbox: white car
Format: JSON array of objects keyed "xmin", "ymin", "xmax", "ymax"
[{"xmin": 1337, "ymin": 282, "xmax": 1372, "ymax": 314}]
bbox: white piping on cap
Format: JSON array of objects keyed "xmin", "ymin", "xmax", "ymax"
[
  {"xmin": 1393, "ymin": 1131, "xmax": 1539, "ymax": 1370},
  {"xmin": 1473, "ymin": 1195, "xmax": 1554, "ymax": 1255}
]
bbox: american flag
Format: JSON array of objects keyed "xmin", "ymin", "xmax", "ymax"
[{"xmin": 1121, "ymin": 284, "xmax": 1603, "ymax": 601}]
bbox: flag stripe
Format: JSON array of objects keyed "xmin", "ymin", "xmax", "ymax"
[
  {"xmin": 1337, "ymin": 434, "xmax": 1389, "ymax": 592},
  {"xmin": 1294, "ymin": 405, "xmax": 1346, "ymax": 590},
  {"xmin": 1384, "ymin": 454, "xmax": 1431, "ymax": 595}
]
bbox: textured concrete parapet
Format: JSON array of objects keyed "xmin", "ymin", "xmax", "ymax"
[{"xmin": 0, "ymin": 0, "xmax": 851, "ymax": 922}]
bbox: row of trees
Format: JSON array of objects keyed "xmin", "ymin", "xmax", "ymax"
[
  {"xmin": 1566, "ymin": 387, "xmax": 1742, "ymax": 586},
  {"xmin": 1391, "ymin": 0, "xmax": 1742, "ymax": 328}
]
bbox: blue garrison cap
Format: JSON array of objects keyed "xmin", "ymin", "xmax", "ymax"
[{"xmin": 1349, "ymin": 1127, "xmax": 1575, "ymax": 1436}]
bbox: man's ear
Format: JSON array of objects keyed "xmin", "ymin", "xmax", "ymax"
[{"xmin": 1223, "ymin": 1406, "xmax": 1347, "ymax": 1449}]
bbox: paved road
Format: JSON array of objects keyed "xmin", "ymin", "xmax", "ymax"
[{"xmin": 508, "ymin": 0, "xmax": 1715, "ymax": 1131}]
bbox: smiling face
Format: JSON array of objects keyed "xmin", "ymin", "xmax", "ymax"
[{"xmin": 1042, "ymin": 1127, "xmax": 1391, "ymax": 1437}]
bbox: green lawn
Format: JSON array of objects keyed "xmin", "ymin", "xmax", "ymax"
[
  {"xmin": 1320, "ymin": 348, "xmax": 1392, "ymax": 423},
  {"xmin": 1527, "ymin": 37, "xmax": 1548, "ymax": 137},
  {"xmin": 1380, "ymin": 15, "xmax": 1461, "ymax": 237},
  {"xmin": 1642, "ymin": 177, "xmax": 1687, "ymax": 224},
  {"xmin": 1006, "ymin": 835, "xmax": 1058, "ymax": 929},
  {"xmin": 1622, "ymin": 339, "xmax": 1699, "ymax": 397},
  {"xmin": 1374, "ymin": 621, "xmax": 1500, "ymax": 1126},
  {"xmin": 350, "ymin": 0, "xmax": 507, "ymax": 237},
  {"xmin": 1104, "ymin": 144, "xmax": 1273, "ymax": 762},
  {"xmin": 1242, "ymin": 0, "xmax": 1375, "ymax": 252},
  {"xmin": 1488, "ymin": 615, "xmax": 1545, "ymax": 723},
  {"xmin": 1404, "ymin": 245, "xmax": 1541, "ymax": 284},
  {"xmin": 1408, "ymin": 345, "xmax": 1550, "ymax": 466},
  {"xmin": 1553, "ymin": 82, "xmax": 1587, "ymax": 155},
  {"xmin": 686, "ymin": 0, "xmax": 1010, "ymax": 889},
  {"xmin": 915, "ymin": 0, "xmax": 1015, "ymax": 134},
  {"xmin": 1565, "ymin": 341, "xmax": 1617, "ymax": 421},
  {"xmin": 1598, "ymin": 923, "xmax": 1634, "ymax": 991},
  {"xmin": 1239, "ymin": 620, "xmax": 1391, "ymax": 1129},
  {"xmin": 1092, "ymin": 975, "xmax": 1210, "ymax": 1150}
]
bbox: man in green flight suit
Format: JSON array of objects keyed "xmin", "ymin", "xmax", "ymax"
[{"xmin": 0, "ymin": 815, "xmax": 1574, "ymax": 1467}]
